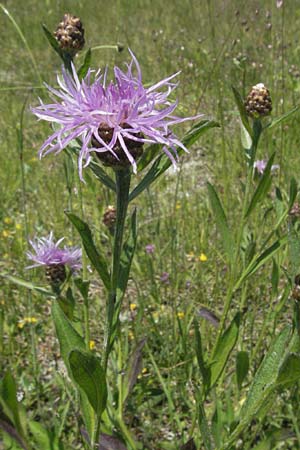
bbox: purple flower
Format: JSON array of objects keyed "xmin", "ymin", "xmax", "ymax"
[
  {"xmin": 254, "ymin": 159, "xmax": 279, "ymax": 175},
  {"xmin": 160, "ymin": 272, "xmax": 170, "ymax": 284},
  {"xmin": 32, "ymin": 50, "xmax": 201, "ymax": 179},
  {"xmin": 145, "ymin": 244, "xmax": 155, "ymax": 254},
  {"xmin": 27, "ymin": 232, "xmax": 82, "ymax": 272}
]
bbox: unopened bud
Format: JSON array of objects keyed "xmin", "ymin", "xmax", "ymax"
[
  {"xmin": 245, "ymin": 83, "xmax": 272, "ymax": 118},
  {"xmin": 54, "ymin": 13, "xmax": 85, "ymax": 56},
  {"xmin": 103, "ymin": 206, "xmax": 117, "ymax": 233}
]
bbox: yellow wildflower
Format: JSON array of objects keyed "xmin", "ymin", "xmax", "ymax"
[
  {"xmin": 130, "ymin": 303, "xmax": 137, "ymax": 312},
  {"xmin": 199, "ymin": 253, "xmax": 208, "ymax": 262},
  {"xmin": 128, "ymin": 330, "xmax": 134, "ymax": 341},
  {"xmin": 15, "ymin": 224, "xmax": 22, "ymax": 231},
  {"xmin": 89, "ymin": 340, "xmax": 96, "ymax": 350},
  {"xmin": 4, "ymin": 217, "xmax": 12, "ymax": 225},
  {"xmin": 2, "ymin": 230, "xmax": 10, "ymax": 238},
  {"xmin": 177, "ymin": 311, "xmax": 185, "ymax": 319},
  {"xmin": 176, "ymin": 201, "xmax": 181, "ymax": 210}
]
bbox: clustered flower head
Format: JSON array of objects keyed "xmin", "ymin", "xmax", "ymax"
[
  {"xmin": 54, "ymin": 13, "xmax": 85, "ymax": 56},
  {"xmin": 27, "ymin": 232, "xmax": 81, "ymax": 284},
  {"xmin": 32, "ymin": 50, "xmax": 201, "ymax": 179},
  {"xmin": 245, "ymin": 83, "xmax": 272, "ymax": 118}
]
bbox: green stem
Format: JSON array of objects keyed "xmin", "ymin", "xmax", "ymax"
[
  {"xmin": 212, "ymin": 120, "xmax": 262, "ymax": 352},
  {"xmin": 104, "ymin": 169, "xmax": 131, "ymax": 371}
]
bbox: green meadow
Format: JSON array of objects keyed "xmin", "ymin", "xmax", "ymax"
[{"xmin": 1, "ymin": 1, "xmax": 300, "ymax": 449}]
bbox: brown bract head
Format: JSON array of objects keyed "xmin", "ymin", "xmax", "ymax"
[
  {"xmin": 46, "ymin": 264, "xmax": 66, "ymax": 285},
  {"xmin": 92, "ymin": 123, "xmax": 144, "ymax": 169},
  {"xmin": 54, "ymin": 13, "xmax": 85, "ymax": 56},
  {"xmin": 245, "ymin": 83, "xmax": 272, "ymax": 118}
]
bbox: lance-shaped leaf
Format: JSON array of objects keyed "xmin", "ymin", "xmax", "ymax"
[
  {"xmin": 77, "ymin": 48, "xmax": 92, "ymax": 81},
  {"xmin": 194, "ymin": 319, "xmax": 210, "ymax": 388},
  {"xmin": 276, "ymin": 353, "xmax": 300, "ymax": 385},
  {"xmin": 236, "ymin": 351, "xmax": 249, "ymax": 390},
  {"xmin": 232, "ymin": 86, "xmax": 252, "ymax": 137},
  {"xmin": 265, "ymin": 105, "xmax": 300, "ymax": 130},
  {"xmin": 234, "ymin": 236, "xmax": 288, "ymax": 291},
  {"xmin": 69, "ymin": 349, "xmax": 107, "ymax": 417},
  {"xmin": 41, "ymin": 24, "xmax": 64, "ymax": 59},
  {"xmin": 129, "ymin": 119, "xmax": 219, "ymax": 201},
  {"xmin": 0, "ymin": 373, "xmax": 26, "ymax": 441},
  {"xmin": 245, "ymin": 152, "xmax": 276, "ymax": 218},
  {"xmin": 0, "ymin": 414, "xmax": 28, "ymax": 450},
  {"xmin": 66, "ymin": 212, "xmax": 111, "ymax": 290},
  {"xmin": 122, "ymin": 338, "xmax": 147, "ymax": 405},
  {"xmin": 1, "ymin": 274, "xmax": 54, "ymax": 297},
  {"xmin": 288, "ymin": 224, "xmax": 300, "ymax": 280},
  {"xmin": 288, "ymin": 177, "xmax": 298, "ymax": 210},
  {"xmin": 207, "ymin": 182, "xmax": 234, "ymax": 262},
  {"xmin": 209, "ymin": 313, "xmax": 241, "ymax": 388},
  {"xmin": 225, "ymin": 326, "xmax": 291, "ymax": 448}
]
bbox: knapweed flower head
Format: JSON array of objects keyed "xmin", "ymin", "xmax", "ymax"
[
  {"xmin": 254, "ymin": 159, "xmax": 279, "ymax": 175},
  {"xmin": 245, "ymin": 83, "xmax": 272, "ymax": 118},
  {"xmin": 27, "ymin": 232, "xmax": 81, "ymax": 284},
  {"xmin": 145, "ymin": 244, "xmax": 155, "ymax": 254},
  {"xmin": 32, "ymin": 50, "xmax": 201, "ymax": 179}
]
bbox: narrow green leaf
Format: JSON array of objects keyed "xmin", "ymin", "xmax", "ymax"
[
  {"xmin": 224, "ymin": 327, "xmax": 292, "ymax": 449},
  {"xmin": 288, "ymin": 177, "xmax": 298, "ymax": 209},
  {"xmin": 69, "ymin": 349, "xmax": 107, "ymax": 416},
  {"xmin": 1, "ymin": 274, "xmax": 54, "ymax": 297},
  {"xmin": 87, "ymin": 159, "xmax": 116, "ymax": 191},
  {"xmin": 197, "ymin": 391, "xmax": 214, "ymax": 450},
  {"xmin": 235, "ymin": 236, "xmax": 288, "ymax": 290},
  {"xmin": 210, "ymin": 313, "xmax": 241, "ymax": 388},
  {"xmin": 232, "ymin": 86, "xmax": 252, "ymax": 137},
  {"xmin": 66, "ymin": 212, "xmax": 111, "ymax": 290},
  {"xmin": 288, "ymin": 225, "xmax": 300, "ymax": 279},
  {"xmin": 240, "ymin": 121, "xmax": 252, "ymax": 150},
  {"xmin": 0, "ymin": 373, "xmax": 25, "ymax": 438},
  {"xmin": 265, "ymin": 105, "xmax": 300, "ymax": 130},
  {"xmin": 245, "ymin": 152, "xmax": 276, "ymax": 218},
  {"xmin": 80, "ymin": 394, "xmax": 96, "ymax": 444},
  {"xmin": 74, "ymin": 278, "xmax": 90, "ymax": 301},
  {"xmin": 58, "ymin": 287, "xmax": 75, "ymax": 320},
  {"xmin": 239, "ymin": 326, "xmax": 291, "ymax": 420},
  {"xmin": 277, "ymin": 353, "xmax": 300, "ymax": 385},
  {"xmin": 122, "ymin": 338, "xmax": 147, "ymax": 404},
  {"xmin": 51, "ymin": 300, "xmax": 86, "ymax": 376},
  {"xmin": 41, "ymin": 24, "xmax": 64, "ymax": 59},
  {"xmin": 137, "ymin": 143, "xmax": 161, "ymax": 172},
  {"xmin": 28, "ymin": 421, "xmax": 52, "ymax": 449},
  {"xmin": 194, "ymin": 319, "xmax": 210, "ymax": 388},
  {"xmin": 207, "ymin": 182, "xmax": 234, "ymax": 261},
  {"xmin": 236, "ymin": 351, "xmax": 249, "ymax": 390},
  {"xmin": 77, "ymin": 48, "xmax": 92, "ymax": 80},
  {"xmin": 129, "ymin": 119, "xmax": 219, "ymax": 201}
]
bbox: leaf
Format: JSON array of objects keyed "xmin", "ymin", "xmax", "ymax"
[
  {"xmin": 41, "ymin": 24, "xmax": 64, "ymax": 59},
  {"xmin": 99, "ymin": 433, "xmax": 127, "ymax": 450},
  {"xmin": 288, "ymin": 177, "xmax": 298, "ymax": 210},
  {"xmin": 69, "ymin": 349, "xmax": 107, "ymax": 416},
  {"xmin": 232, "ymin": 86, "xmax": 252, "ymax": 137},
  {"xmin": 197, "ymin": 391, "xmax": 214, "ymax": 450},
  {"xmin": 238, "ymin": 327, "xmax": 291, "ymax": 432},
  {"xmin": 180, "ymin": 438, "xmax": 197, "ymax": 450},
  {"xmin": 265, "ymin": 105, "xmax": 300, "ymax": 130},
  {"xmin": 137, "ymin": 143, "xmax": 161, "ymax": 172},
  {"xmin": 0, "ymin": 373, "xmax": 25, "ymax": 439},
  {"xmin": 240, "ymin": 121, "xmax": 252, "ymax": 150},
  {"xmin": 236, "ymin": 351, "xmax": 249, "ymax": 390},
  {"xmin": 245, "ymin": 152, "xmax": 276, "ymax": 218},
  {"xmin": 0, "ymin": 414, "xmax": 28, "ymax": 450},
  {"xmin": 234, "ymin": 236, "xmax": 288, "ymax": 291},
  {"xmin": 1, "ymin": 274, "xmax": 54, "ymax": 297},
  {"xmin": 123, "ymin": 338, "xmax": 147, "ymax": 404},
  {"xmin": 66, "ymin": 212, "xmax": 111, "ymax": 290},
  {"xmin": 207, "ymin": 182, "xmax": 234, "ymax": 261},
  {"xmin": 51, "ymin": 300, "xmax": 86, "ymax": 376},
  {"xmin": 194, "ymin": 319, "xmax": 210, "ymax": 387},
  {"xmin": 57, "ymin": 287, "xmax": 75, "ymax": 320},
  {"xmin": 277, "ymin": 353, "xmax": 300, "ymax": 385},
  {"xmin": 77, "ymin": 49, "xmax": 92, "ymax": 80},
  {"xmin": 28, "ymin": 421, "xmax": 52, "ymax": 449},
  {"xmin": 209, "ymin": 313, "xmax": 241, "ymax": 388},
  {"xmin": 288, "ymin": 224, "xmax": 300, "ymax": 279},
  {"xmin": 74, "ymin": 278, "xmax": 90, "ymax": 301},
  {"xmin": 129, "ymin": 119, "xmax": 219, "ymax": 201}
]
